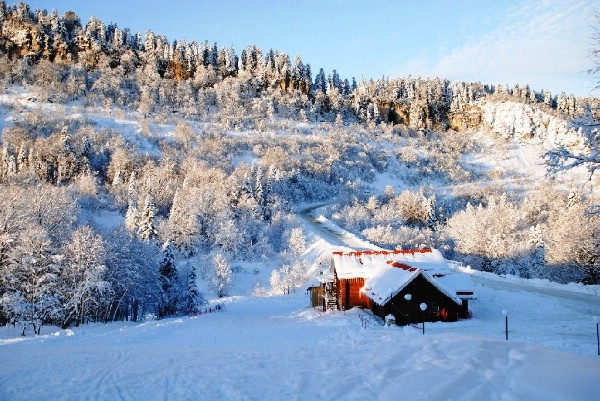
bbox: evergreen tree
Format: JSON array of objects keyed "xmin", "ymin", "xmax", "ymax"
[
  {"xmin": 182, "ymin": 264, "xmax": 202, "ymax": 315},
  {"xmin": 158, "ymin": 241, "xmax": 178, "ymax": 318},
  {"xmin": 127, "ymin": 171, "xmax": 138, "ymax": 206},
  {"xmin": 124, "ymin": 201, "xmax": 139, "ymax": 235},
  {"xmin": 137, "ymin": 194, "xmax": 157, "ymax": 242},
  {"xmin": 2, "ymin": 224, "xmax": 60, "ymax": 335},
  {"xmin": 314, "ymin": 68, "xmax": 327, "ymax": 94}
]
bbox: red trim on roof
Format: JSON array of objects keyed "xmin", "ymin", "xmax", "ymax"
[
  {"xmin": 333, "ymin": 249, "xmax": 432, "ymax": 257},
  {"xmin": 390, "ymin": 261, "xmax": 417, "ymax": 272}
]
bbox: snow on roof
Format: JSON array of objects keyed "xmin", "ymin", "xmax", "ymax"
[
  {"xmin": 332, "ymin": 249, "xmax": 448, "ymax": 279},
  {"xmin": 332, "ymin": 249, "xmax": 473, "ymax": 306},
  {"xmin": 361, "ymin": 263, "xmax": 420, "ymax": 305}
]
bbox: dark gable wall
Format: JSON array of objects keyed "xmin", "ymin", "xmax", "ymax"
[{"xmin": 370, "ymin": 275, "xmax": 468, "ymax": 325}]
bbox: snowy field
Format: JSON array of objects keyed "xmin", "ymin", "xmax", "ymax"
[
  {"xmin": 1, "ymin": 289, "xmax": 599, "ymax": 401},
  {"xmin": 1, "ymin": 210, "xmax": 599, "ymax": 401}
]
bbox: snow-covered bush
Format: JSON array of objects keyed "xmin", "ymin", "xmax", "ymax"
[{"xmin": 211, "ymin": 252, "xmax": 233, "ymax": 298}]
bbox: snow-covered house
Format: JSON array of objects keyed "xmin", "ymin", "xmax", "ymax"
[{"xmin": 313, "ymin": 249, "xmax": 475, "ymax": 325}]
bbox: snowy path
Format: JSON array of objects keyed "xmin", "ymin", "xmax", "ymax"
[{"xmin": 298, "ymin": 204, "xmax": 382, "ymax": 251}]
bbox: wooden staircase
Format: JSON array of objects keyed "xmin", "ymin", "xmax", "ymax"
[{"xmin": 326, "ymin": 297, "xmax": 338, "ymax": 310}]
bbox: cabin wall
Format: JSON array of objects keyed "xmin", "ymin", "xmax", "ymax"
[
  {"xmin": 336, "ymin": 278, "xmax": 372, "ymax": 310},
  {"xmin": 372, "ymin": 275, "xmax": 468, "ymax": 325}
]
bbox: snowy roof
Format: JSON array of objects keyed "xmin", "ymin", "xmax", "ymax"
[
  {"xmin": 361, "ymin": 262, "xmax": 420, "ymax": 305},
  {"xmin": 332, "ymin": 249, "xmax": 449, "ymax": 279},
  {"xmin": 332, "ymin": 249, "xmax": 474, "ymax": 306}
]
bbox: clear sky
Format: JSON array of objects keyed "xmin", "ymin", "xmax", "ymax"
[{"xmin": 20, "ymin": 0, "xmax": 600, "ymax": 97}]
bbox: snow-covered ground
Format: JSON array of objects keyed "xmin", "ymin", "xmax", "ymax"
[
  {"xmin": 1, "ymin": 292, "xmax": 599, "ymax": 401},
  {"xmin": 2, "ymin": 207, "xmax": 599, "ymax": 401}
]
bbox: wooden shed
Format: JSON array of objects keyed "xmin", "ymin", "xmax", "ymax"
[
  {"xmin": 367, "ymin": 270, "xmax": 468, "ymax": 325},
  {"xmin": 307, "ymin": 285, "xmax": 324, "ymax": 309},
  {"xmin": 329, "ymin": 249, "xmax": 474, "ymax": 325},
  {"xmin": 308, "ymin": 278, "xmax": 337, "ymax": 312}
]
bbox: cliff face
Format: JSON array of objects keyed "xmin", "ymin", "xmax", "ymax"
[
  {"xmin": 376, "ymin": 100, "xmax": 438, "ymax": 130},
  {"xmin": 448, "ymin": 100, "xmax": 592, "ymax": 151},
  {"xmin": 370, "ymin": 78, "xmax": 598, "ymax": 154},
  {"xmin": 0, "ymin": 4, "xmax": 315, "ymax": 95},
  {"xmin": 449, "ymin": 105, "xmax": 482, "ymax": 132}
]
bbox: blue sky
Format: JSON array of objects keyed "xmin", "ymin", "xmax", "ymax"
[{"xmin": 22, "ymin": 0, "xmax": 599, "ymax": 97}]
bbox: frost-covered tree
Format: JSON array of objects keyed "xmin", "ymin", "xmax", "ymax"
[
  {"xmin": 104, "ymin": 228, "xmax": 160, "ymax": 322},
  {"xmin": 124, "ymin": 201, "xmax": 139, "ymax": 235},
  {"xmin": 592, "ymin": 13, "xmax": 600, "ymax": 90},
  {"xmin": 28, "ymin": 185, "xmax": 77, "ymax": 242},
  {"xmin": 271, "ymin": 227, "xmax": 308, "ymax": 294},
  {"xmin": 545, "ymin": 125, "xmax": 599, "ymax": 179},
  {"xmin": 445, "ymin": 195, "xmax": 528, "ymax": 271},
  {"xmin": 1, "ymin": 224, "xmax": 60, "ymax": 335},
  {"xmin": 286, "ymin": 227, "xmax": 305, "ymax": 257},
  {"xmin": 59, "ymin": 226, "xmax": 109, "ymax": 328},
  {"xmin": 137, "ymin": 194, "xmax": 158, "ymax": 242},
  {"xmin": 544, "ymin": 198, "xmax": 600, "ymax": 283},
  {"xmin": 314, "ymin": 68, "xmax": 327, "ymax": 94},
  {"xmin": 165, "ymin": 187, "xmax": 199, "ymax": 254},
  {"xmin": 269, "ymin": 264, "xmax": 290, "ymax": 295},
  {"xmin": 526, "ymin": 224, "xmax": 545, "ymax": 279},
  {"xmin": 211, "ymin": 252, "xmax": 233, "ymax": 298},
  {"xmin": 545, "ymin": 18, "xmax": 600, "ymax": 179}
]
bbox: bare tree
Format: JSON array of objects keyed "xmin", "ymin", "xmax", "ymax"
[{"xmin": 546, "ymin": 13, "xmax": 600, "ymax": 180}]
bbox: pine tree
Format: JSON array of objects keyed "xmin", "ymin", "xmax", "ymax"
[
  {"xmin": 183, "ymin": 264, "xmax": 202, "ymax": 315},
  {"xmin": 127, "ymin": 171, "xmax": 138, "ymax": 206},
  {"xmin": 269, "ymin": 266, "xmax": 286, "ymax": 294},
  {"xmin": 314, "ymin": 68, "xmax": 327, "ymax": 94},
  {"xmin": 286, "ymin": 227, "xmax": 305, "ymax": 257},
  {"xmin": 137, "ymin": 194, "xmax": 157, "ymax": 242},
  {"xmin": 158, "ymin": 241, "xmax": 178, "ymax": 318}
]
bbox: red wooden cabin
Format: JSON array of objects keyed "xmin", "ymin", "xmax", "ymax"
[{"xmin": 325, "ymin": 249, "xmax": 475, "ymax": 325}]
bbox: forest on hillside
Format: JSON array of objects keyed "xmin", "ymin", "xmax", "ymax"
[{"xmin": 0, "ymin": 1, "xmax": 598, "ymax": 335}]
